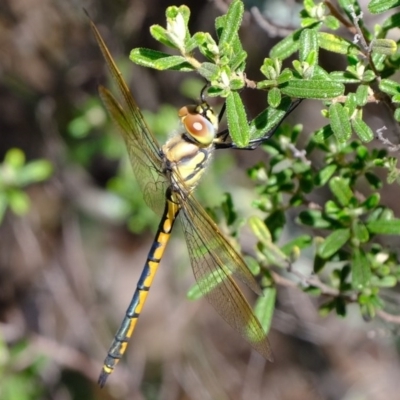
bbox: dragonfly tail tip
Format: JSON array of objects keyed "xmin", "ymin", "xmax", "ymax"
[{"xmin": 98, "ymin": 371, "xmax": 109, "ymax": 388}]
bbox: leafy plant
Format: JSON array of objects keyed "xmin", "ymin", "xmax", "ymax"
[
  {"xmin": 130, "ymin": 0, "xmax": 400, "ymax": 330},
  {"xmin": 0, "ymin": 148, "xmax": 53, "ymax": 223},
  {"xmin": 0, "ymin": 335, "xmax": 47, "ymax": 400}
]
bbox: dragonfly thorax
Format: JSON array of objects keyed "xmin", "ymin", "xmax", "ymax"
[{"xmin": 161, "ymin": 102, "xmax": 218, "ymax": 194}]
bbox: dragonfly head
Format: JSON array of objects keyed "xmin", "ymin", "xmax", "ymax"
[{"xmin": 178, "ymin": 103, "xmax": 218, "ymax": 146}]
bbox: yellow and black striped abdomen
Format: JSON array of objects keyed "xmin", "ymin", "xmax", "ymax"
[{"xmin": 98, "ymin": 192, "xmax": 180, "ymax": 387}]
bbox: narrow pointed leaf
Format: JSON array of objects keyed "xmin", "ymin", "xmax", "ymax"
[
  {"xmin": 150, "ymin": 25, "xmax": 178, "ymax": 48},
  {"xmin": 379, "ymin": 79, "xmax": 400, "ymax": 96},
  {"xmin": 130, "ymin": 48, "xmax": 193, "ymax": 71},
  {"xmin": 248, "ymin": 97, "xmax": 293, "ymax": 140},
  {"xmin": 270, "ymin": 30, "xmax": 301, "ymax": 59},
  {"xmin": 367, "ymin": 219, "xmax": 400, "ymax": 234},
  {"xmin": 329, "ymin": 177, "xmax": 353, "ymax": 206},
  {"xmin": 226, "ymin": 91, "xmax": 249, "ymax": 147},
  {"xmin": 368, "ymin": 0, "xmax": 400, "ymax": 14},
  {"xmin": 352, "ymin": 117, "xmax": 374, "ymax": 142},
  {"xmin": 267, "ymin": 88, "xmax": 281, "ymax": 108},
  {"xmin": 315, "ymin": 164, "xmax": 337, "ymax": 186},
  {"xmin": 352, "ymin": 222, "xmax": 369, "ymax": 243},
  {"xmin": 299, "ymin": 29, "xmax": 319, "ymax": 64},
  {"xmin": 371, "ymin": 39, "xmax": 397, "ymax": 55},
  {"xmin": 352, "ymin": 248, "xmax": 371, "ymax": 289},
  {"xmin": 254, "ymin": 287, "xmax": 276, "ymax": 334},
  {"xmin": 318, "ymin": 228, "xmax": 351, "ymax": 259},
  {"xmin": 218, "ymin": 0, "xmax": 244, "ymax": 49},
  {"xmin": 280, "ymin": 79, "xmax": 344, "ymax": 99},
  {"xmin": 318, "ymin": 32, "xmax": 360, "ymax": 55},
  {"xmin": 329, "ymin": 102, "xmax": 352, "ymax": 142}
]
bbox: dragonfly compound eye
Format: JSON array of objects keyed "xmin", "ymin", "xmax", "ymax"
[{"xmin": 179, "ymin": 105, "xmax": 217, "ymax": 145}]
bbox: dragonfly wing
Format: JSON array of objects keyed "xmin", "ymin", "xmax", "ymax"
[
  {"xmin": 179, "ymin": 194, "xmax": 272, "ymax": 360},
  {"xmin": 99, "ymin": 87, "xmax": 168, "ymax": 214},
  {"xmin": 90, "ymin": 20, "xmax": 167, "ymax": 215}
]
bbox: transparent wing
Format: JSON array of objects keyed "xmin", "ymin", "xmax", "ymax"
[
  {"xmin": 179, "ymin": 194, "xmax": 272, "ymax": 360},
  {"xmin": 90, "ymin": 19, "xmax": 167, "ymax": 215}
]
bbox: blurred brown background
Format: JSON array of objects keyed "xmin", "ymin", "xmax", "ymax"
[{"xmin": 1, "ymin": 0, "xmax": 400, "ymax": 399}]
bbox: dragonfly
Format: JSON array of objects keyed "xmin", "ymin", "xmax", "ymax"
[{"xmin": 89, "ymin": 19, "xmax": 299, "ymax": 387}]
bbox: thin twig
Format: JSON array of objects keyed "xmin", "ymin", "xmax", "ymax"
[{"xmin": 377, "ymin": 309, "xmax": 400, "ymax": 324}]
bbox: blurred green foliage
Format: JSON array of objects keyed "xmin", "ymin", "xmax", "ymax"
[
  {"xmin": 0, "ymin": 335, "xmax": 47, "ymax": 400},
  {"xmin": 0, "ymin": 148, "xmax": 53, "ymax": 223}
]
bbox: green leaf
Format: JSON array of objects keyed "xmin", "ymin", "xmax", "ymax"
[
  {"xmin": 318, "ymin": 228, "xmax": 351, "ymax": 259},
  {"xmin": 371, "ymin": 39, "xmax": 397, "ymax": 55},
  {"xmin": 248, "ymin": 98, "xmax": 294, "ymax": 141},
  {"xmin": 365, "ymin": 172, "xmax": 382, "ymax": 189},
  {"xmin": 270, "ymin": 30, "xmax": 301, "ymax": 59},
  {"xmin": 375, "ymin": 276, "xmax": 397, "ymax": 287},
  {"xmin": 362, "ymin": 193, "xmax": 380, "ymax": 209},
  {"xmin": 329, "ymin": 102, "xmax": 352, "ymax": 142},
  {"xmin": 226, "ymin": 91, "xmax": 249, "ymax": 147},
  {"xmin": 249, "ymin": 215, "xmax": 272, "ymax": 243},
  {"xmin": 19, "ymin": 161, "xmax": 53, "ymax": 186},
  {"xmin": 249, "ymin": 216, "xmax": 288, "ymax": 266},
  {"xmin": 221, "ymin": 192, "xmax": 237, "ymax": 226},
  {"xmin": 329, "ymin": 177, "xmax": 353, "ymax": 206},
  {"xmin": 165, "ymin": 5, "xmax": 190, "ymax": 50},
  {"xmin": 267, "ymin": 88, "xmax": 281, "ymax": 108},
  {"xmin": 315, "ymin": 164, "xmax": 337, "ymax": 186},
  {"xmin": 243, "ymin": 255, "xmax": 261, "ymax": 276},
  {"xmin": 351, "ymin": 248, "xmax": 371, "ymax": 289},
  {"xmin": 379, "ymin": 79, "xmax": 400, "ymax": 96},
  {"xmin": 280, "ymin": 79, "xmax": 344, "ymax": 99},
  {"xmin": 352, "ymin": 116, "xmax": 374, "ymax": 142},
  {"xmin": 198, "ymin": 62, "xmax": 219, "ymax": 81},
  {"xmin": 280, "ymin": 235, "xmax": 312, "ymax": 255},
  {"xmin": 319, "ymin": 300, "xmax": 336, "ymax": 316},
  {"xmin": 0, "ymin": 193, "xmax": 8, "ymax": 223},
  {"xmin": 193, "ymin": 32, "xmax": 219, "ymax": 59},
  {"xmin": 254, "ymin": 287, "xmax": 276, "ymax": 334},
  {"xmin": 218, "ymin": 0, "xmax": 244, "ymax": 49},
  {"xmin": 369, "ymin": 0, "xmax": 400, "ymax": 14},
  {"xmin": 372, "ymin": 53, "xmax": 386, "ymax": 71},
  {"xmin": 8, "ymin": 189, "xmax": 30, "ymax": 215},
  {"xmin": 277, "ymin": 68, "xmax": 293, "ymax": 84},
  {"xmin": 367, "ymin": 219, "xmax": 400, "ymax": 235},
  {"xmin": 330, "ymin": 71, "xmax": 361, "ymax": 84},
  {"xmin": 5, "ymin": 148, "xmax": 25, "ymax": 168},
  {"xmin": 345, "ymin": 93, "xmax": 357, "ymax": 116},
  {"xmin": 355, "ymin": 85, "xmax": 368, "ymax": 106},
  {"xmin": 313, "ymin": 124, "xmax": 334, "ymax": 142},
  {"xmin": 325, "ymin": 15, "xmax": 340, "ymax": 30},
  {"xmin": 352, "ymin": 221, "xmax": 370, "ymax": 243},
  {"xmin": 150, "ymin": 25, "xmax": 177, "ymax": 49},
  {"xmin": 381, "ymin": 12, "xmax": 400, "ymax": 32},
  {"xmin": 318, "ymin": 32, "xmax": 359, "ymax": 55},
  {"xmin": 299, "ymin": 29, "xmax": 319, "ymax": 64},
  {"xmin": 260, "ymin": 58, "xmax": 281, "ymax": 80},
  {"xmin": 130, "ymin": 48, "xmax": 193, "ymax": 71},
  {"xmin": 298, "ymin": 210, "xmax": 332, "ymax": 229}
]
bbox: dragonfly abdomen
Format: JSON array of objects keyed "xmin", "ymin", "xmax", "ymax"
[{"xmin": 98, "ymin": 194, "xmax": 180, "ymax": 387}]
